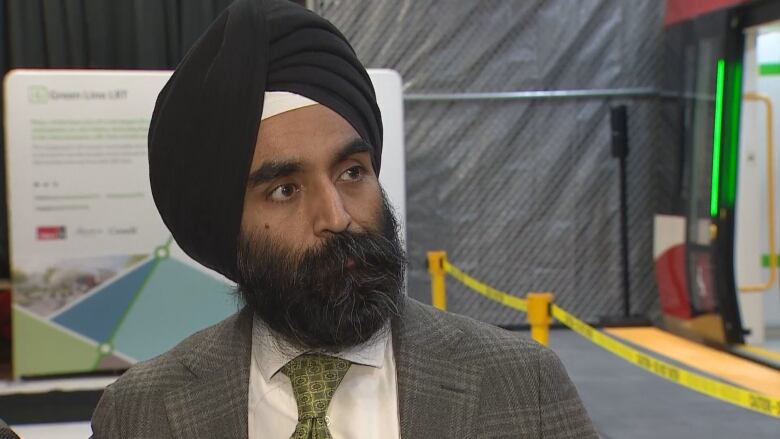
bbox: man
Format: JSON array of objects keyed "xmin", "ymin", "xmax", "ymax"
[{"xmin": 91, "ymin": 0, "xmax": 598, "ymax": 437}]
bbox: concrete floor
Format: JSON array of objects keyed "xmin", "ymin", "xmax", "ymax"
[{"xmin": 549, "ymin": 330, "xmax": 780, "ymax": 439}]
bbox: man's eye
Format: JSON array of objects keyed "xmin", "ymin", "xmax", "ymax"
[
  {"xmin": 339, "ymin": 166, "xmax": 364, "ymax": 182},
  {"xmin": 268, "ymin": 184, "xmax": 298, "ymax": 201}
]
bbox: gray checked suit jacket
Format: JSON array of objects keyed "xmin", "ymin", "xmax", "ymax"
[{"xmin": 91, "ymin": 297, "xmax": 598, "ymax": 438}]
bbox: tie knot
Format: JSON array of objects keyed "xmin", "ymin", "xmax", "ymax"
[{"xmin": 281, "ymin": 354, "xmax": 351, "ymax": 420}]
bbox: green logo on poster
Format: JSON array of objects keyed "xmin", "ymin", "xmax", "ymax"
[{"xmin": 28, "ymin": 85, "xmax": 49, "ymax": 104}]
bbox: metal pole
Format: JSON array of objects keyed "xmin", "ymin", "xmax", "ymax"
[
  {"xmin": 611, "ymin": 105, "xmax": 631, "ymax": 318},
  {"xmin": 619, "ymin": 145, "xmax": 631, "ymax": 317},
  {"xmin": 404, "ymin": 88, "xmax": 660, "ymax": 102}
]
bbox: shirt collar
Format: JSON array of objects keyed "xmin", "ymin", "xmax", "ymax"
[{"xmin": 251, "ymin": 316, "xmax": 390, "ymax": 382}]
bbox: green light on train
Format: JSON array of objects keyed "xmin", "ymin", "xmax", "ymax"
[
  {"xmin": 710, "ymin": 59, "xmax": 725, "ymax": 217},
  {"xmin": 725, "ymin": 62, "xmax": 742, "ymax": 207}
]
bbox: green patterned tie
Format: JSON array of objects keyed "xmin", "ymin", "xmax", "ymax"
[{"xmin": 281, "ymin": 354, "xmax": 351, "ymax": 439}]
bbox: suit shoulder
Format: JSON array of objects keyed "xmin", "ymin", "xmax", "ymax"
[
  {"xmin": 414, "ymin": 299, "xmax": 541, "ymax": 347},
  {"xmin": 107, "ymin": 311, "xmax": 241, "ymax": 398},
  {"xmin": 406, "ymin": 299, "xmax": 552, "ymax": 369},
  {"xmin": 408, "ymin": 302, "xmax": 582, "ymax": 401}
]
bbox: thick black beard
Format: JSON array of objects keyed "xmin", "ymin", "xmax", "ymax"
[{"xmin": 235, "ymin": 196, "xmax": 406, "ymax": 352}]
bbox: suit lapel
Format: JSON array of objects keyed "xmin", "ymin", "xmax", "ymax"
[
  {"xmin": 394, "ymin": 298, "xmax": 481, "ymax": 438},
  {"xmin": 164, "ymin": 308, "xmax": 253, "ymax": 439}
]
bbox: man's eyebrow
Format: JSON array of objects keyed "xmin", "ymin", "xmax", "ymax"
[
  {"xmin": 334, "ymin": 138, "xmax": 372, "ymax": 165},
  {"xmin": 246, "ymin": 160, "xmax": 302, "ymax": 187},
  {"xmin": 246, "ymin": 139, "xmax": 370, "ymax": 188}
]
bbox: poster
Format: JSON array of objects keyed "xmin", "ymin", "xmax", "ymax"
[{"xmin": 5, "ymin": 69, "xmax": 405, "ymax": 377}]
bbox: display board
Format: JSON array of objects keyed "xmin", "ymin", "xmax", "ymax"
[{"xmin": 5, "ymin": 69, "xmax": 405, "ymax": 377}]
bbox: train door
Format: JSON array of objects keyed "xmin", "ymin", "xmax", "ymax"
[
  {"xmin": 657, "ymin": 6, "xmax": 746, "ymax": 347},
  {"xmin": 656, "ymin": 1, "xmax": 780, "ymax": 367},
  {"xmin": 735, "ymin": 19, "xmax": 780, "ymax": 363}
]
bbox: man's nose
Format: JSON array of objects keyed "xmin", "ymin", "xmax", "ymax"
[{"xmin": 312, "ymin": 182, "xmax": 351, "ymax": 237}]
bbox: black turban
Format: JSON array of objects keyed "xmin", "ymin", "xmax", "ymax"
[{"xmin": 148, "ymin": 0, "xmax": 383, "ymax": 282}]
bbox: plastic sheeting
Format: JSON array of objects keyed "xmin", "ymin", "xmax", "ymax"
[
  {"xmin": 314, "ymin": 0, "xmax": 665, "ymax": 324},
  {"xmin": 0, "ymin": 0, "xmax": 667, "ymax": 324}
]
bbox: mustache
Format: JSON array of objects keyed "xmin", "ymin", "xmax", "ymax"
[{"xmin": 294, "ymin": 232, "xmax": 404, "ymax": 283}]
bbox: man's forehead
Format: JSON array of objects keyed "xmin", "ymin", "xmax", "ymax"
[
  {"xmin": 253, "ymin": 135, "xmax": 371, "ymax": 168},
  {"xmin": 253, "ymin": 105, "xmax": 362, "ymax": 159}
]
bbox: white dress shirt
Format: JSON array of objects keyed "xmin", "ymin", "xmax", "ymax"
[{"xmin": 248, "ymin": 318, "xmax": 400, "ymax": 439}]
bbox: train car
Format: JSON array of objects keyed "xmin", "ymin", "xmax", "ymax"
[{"xmin": 656, "ymin": 0, "xmax": 780, "ymax": 368}]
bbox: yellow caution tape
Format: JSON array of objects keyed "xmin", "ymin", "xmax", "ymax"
[
  {"xmin": 442, "ymin": 260, "xmax": 780, "ymax": 419},
  {"xmin": 443, "ymin": 260, "xmax": 527, "ymax": 312},
  {"xmin": 551, "ymin": 305, "xmax": 780, "ymax": 418}
]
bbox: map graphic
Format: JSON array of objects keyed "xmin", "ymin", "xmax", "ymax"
[{"xmin": 12, "ymin": 237, "xmax": 239, "ymax": 376}]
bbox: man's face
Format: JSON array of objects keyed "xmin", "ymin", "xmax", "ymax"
[
  {"xmin": 237, "ymin": 104, "xmax": 406, "ymax": 351},
  {"xmin": 241, "ymin": 104, "xmax": 381, "ymax": 252}
]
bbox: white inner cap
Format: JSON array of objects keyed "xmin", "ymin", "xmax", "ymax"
[{"xmin": 261, "ymin": 91, "xmax": 319, "ymax": 121}]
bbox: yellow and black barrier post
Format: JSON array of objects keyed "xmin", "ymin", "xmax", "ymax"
[
  {"xmin": 427, "ymin": 250, "xmax": 447, "ymax": 311},
  {"xmin": 426, "ymin": 251, "xmax": 553, "ymax": 345},
  {"xmin": 527, "ymin": 292, "xmax": 554, "ymax": 347}
]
